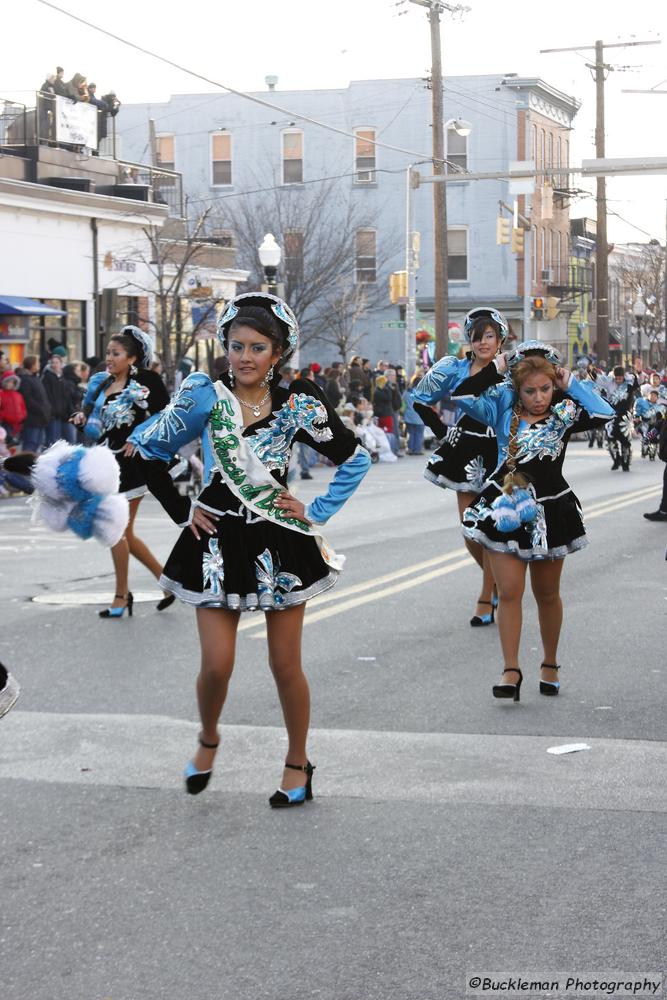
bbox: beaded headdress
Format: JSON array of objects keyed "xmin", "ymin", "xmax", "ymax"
[
  {"xmin": 217, "ymin": 292, "xmax": 299, "ymax": 362},
  {"xmin": 120, "ymin": 325, "xmax": 154, "ymax": 369},
  {"xmin": 463, "ymin": 307, "xmax": 509, "ymax": 344}
]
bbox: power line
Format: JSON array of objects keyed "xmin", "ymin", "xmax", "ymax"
[{"xmin": 35, "ymin": 0, "xmax": 463, "ymax": 170}]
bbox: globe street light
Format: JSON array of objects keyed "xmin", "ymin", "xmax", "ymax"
[{"xmin": 258, "ymin": 233, "xmax": 282, "ymax": 294}]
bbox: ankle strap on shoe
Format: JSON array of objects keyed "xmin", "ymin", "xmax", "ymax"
[
  {"xmin": 477, "ymin": 600, "xmax": 493, "ymax": 606},
  {"xmin": 285, "ymin": 761, "xmax": 315, "ymax": 774},
  {"xmin": 199, "ymin": 733, "xmax": 220, "ymax": 749},
  {"xmin": 540, "ymin": 663, "xmax": 560, "ymax": 671}
]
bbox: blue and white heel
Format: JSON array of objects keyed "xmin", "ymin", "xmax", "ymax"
[
  {"xmin": 539, "ymin": 663, "xmax": 561, "ymax": 696},
  {"xmin": 99, "ymin": 593, "xmax": 133, "ymax": 619},
  {"xmin": 470, "ymin": 600, "xmax": 495, "ymax": 628},
  {"xmin": 269, "ymin": 761, "xmax": 315, "ymax": 808},
  {"xmin": 185, "ymin": 733, "xmax": 219, "ymax": 795}
]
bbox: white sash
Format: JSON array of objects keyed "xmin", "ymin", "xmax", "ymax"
[{"xmin": 208, "ymin": 382, "xmax": 344, "ymax": 571}]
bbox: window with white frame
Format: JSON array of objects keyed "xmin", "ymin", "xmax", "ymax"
[
  {"xmin": 282, "ymin": 129, "xmax": 303, "ymax": 184},
  {"xmin": 211, "ymin": 132, "xmax": 232, "ymax": 186},
  {"xmin": 355, "ymin": 229, "xmax": 376, "ymax": 283},
  {"xmin": 448, "ymin": 227, "xmax": 468, "ymax": 281},
  {"xmin": 355, "ymin": 129, "xmax": 376, "ymax": 183},
  {"xmin": 284, "ymin": 229, "xmax": 305, "ymax": 284},
  {"xmin": 446, "ymin": 127, "xmax": 468, "ymax": 172}
]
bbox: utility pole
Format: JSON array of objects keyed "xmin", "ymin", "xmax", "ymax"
[
  {"xmin": 593, "ymin": 40, "xmax": 609, "ymax": 367},
  {"xmin": 409, "ymin": 0, "xmax": 469, "ymax": 360},
  {"xmin": 148, "ymin": 118, "xmax": 158, "ymax": 168},
  {"xmin": 541, "ymin": 38, "xmax": 660, "ymax": 367}
]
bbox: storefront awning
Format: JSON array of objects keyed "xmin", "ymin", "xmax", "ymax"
[{"xmin": 0, "ymin": 296, "xmax": 66, "ymax": 317}]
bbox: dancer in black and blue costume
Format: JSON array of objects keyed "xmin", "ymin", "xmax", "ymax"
[
  {"xmin": 71, "ymin": 325, "xmax": 171, "ymax": 618},
  {"xmin": 602, "ymin": 366, "xmax": 638, "ymax": 472},
  {"xmin": 411, "ymin": 307, "xmax": 507, "ymax": 627},
  {"xmin": 451, "ymin": 342, "xmax": 614, "ymax": 703},
  {"xmin": 128, "ymin": 293, "xmax": 371, "ymax": 807}
]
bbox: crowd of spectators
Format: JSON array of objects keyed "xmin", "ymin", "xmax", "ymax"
[{"xmin": 37, "ymin": 66, "xmax": 120, "ymax": 146}]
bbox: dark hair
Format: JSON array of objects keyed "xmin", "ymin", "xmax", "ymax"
[
  {"xmin": 23, "ymin": 354, "xmax": 39, "ymax": 371},
  {"xmin": 109, "ymin": 332, "xmax": 140, "ymax": 364},
  {"xmin": 226, "ymin": 306, "xmax": 282, "ymax": 352},
  {"xmin": 470, "ymin": 316, "xmax": 502, "ymax": 343},
  {"xmin": 613, "ymin": 365, "xmax": 625, "ymax": 377}
]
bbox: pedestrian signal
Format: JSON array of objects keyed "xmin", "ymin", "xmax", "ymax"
[
  {"xmin": 532, "ymin": 296, "xmax": 544, "ymax": 320},
  {"xmin": 389, "ymin": 271, "xmax": 408, "ymax": 304},
  {"xmin": 496, "ymin": 216, "xmax": 510, "ymax": 245},
  {"xmin": 511, "ymin": 227, "xmax": 524, "ymax": 254}
]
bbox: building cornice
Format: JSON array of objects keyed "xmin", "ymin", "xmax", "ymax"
[
  {"xmin": 501, "ymin": 77, "xmax": 581, "ymax": 124},
  {"xmin": 0, "ymin": 177, "xmax": 169, "ymax": 226}
]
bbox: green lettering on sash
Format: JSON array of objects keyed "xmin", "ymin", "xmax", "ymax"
[{"xmin": 240, "ymin": 484, "xmax": 271, "ymax": 501}]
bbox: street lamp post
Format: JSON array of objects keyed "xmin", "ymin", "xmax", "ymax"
[
  {"xmin": 633, "ymin": 300, "xmax": 646, "ymax": 369},
  {"xmin": 258, "ymin": 233, "xmax": 282, "ymax": 295}
]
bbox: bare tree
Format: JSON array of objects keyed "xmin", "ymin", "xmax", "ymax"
[
  {"xmin": 315, "ymin": 279, "xmax": 371, "ymax": 361},
  {"xmin": 612, "ymin": 244, "xmax": 665, "ymax": 366},
  {"xmin": 201, "ymin": 171, "xmax": 398, "ymax": 354},
  {"xmin": 119, "ymin": 207, "xmax": 229, "ymax": 386}
]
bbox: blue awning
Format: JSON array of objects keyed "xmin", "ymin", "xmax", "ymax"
[{"xmin": 0, "ymin": 296, "xmax": 66, "ymax": 317}]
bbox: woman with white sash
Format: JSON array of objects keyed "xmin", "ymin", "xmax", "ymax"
[{"xmin": 129, "ymin": 293, "xmax": 371, "ymax": 807}]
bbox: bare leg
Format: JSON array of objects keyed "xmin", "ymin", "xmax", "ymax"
[
  {"xmin": 108, "ymin": 536, "xmax": 130, "ymax": 609},
  {"xmin": 457, "ymin": 491, "xmax": 496, "ymax": 616},
  {"xmin": 265, "ymin": 604, "xmax": 310, "ymax": 792},
  {"xmin": 529, "ymin": 559, "xmax": 564, "ymax": 683},
  {"xmin": 191, "ymin": 607, "xmax": 240, "ymax": 771},
  {"xmin": 487, "ymin": 551, "xmax": 527, "ymax": 683},
  {"xmin": 125, "ymin": 496, "xmax": 164, "ymax": 581}
]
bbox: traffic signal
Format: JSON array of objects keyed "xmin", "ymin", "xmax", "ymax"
[
  {"xmin": 389, "ymin": 270, "xmax": 408, "ymax": 304},
  {"xmin": 511, "ymin": 227, "xmax": 524, "ymax": 254},
  {"xmin": 532, "ymin": 296, "xmax": 544, "ymax": 320},
  {"xmin": 546, "ymin": 296, "xmax": 560, "ymax": 321},
  {"xmin": 496, "ymin": 216, "xmax": 510, "ymax": 245}
]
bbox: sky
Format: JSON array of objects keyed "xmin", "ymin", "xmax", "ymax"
[{"xmin": 5, "ymin": 0, "xmax": 667, "ymax": 244}]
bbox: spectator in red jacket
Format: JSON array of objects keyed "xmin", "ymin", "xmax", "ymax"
[{"xmin": 0, "ymin": 372, "xmax": 27, "ymax": 443}]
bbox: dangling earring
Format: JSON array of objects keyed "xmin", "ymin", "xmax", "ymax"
[
  {"xmin": 260, "ymin": 364, "xmax": 274, "ymax": 388},
  {"xmin": 228, "ymin": 368, "xmax": 235, "ymax": 387},
  {"xmin": 130, "ymin": 364, "xmax": 138, "ymax": 376}
]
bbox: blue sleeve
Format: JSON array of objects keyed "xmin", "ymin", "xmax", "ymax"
[
  {"xmin": 565, "ymin": 374, "xmax": 615, "ymax": 420},
  {"xmin": 450, "ymin": 363, "xmax": 513, "ymax": 430},
  {"xmin": 128, "ymin": 372, "xmax": 215, "ymax": 461},
  {"xmin": 83, "ymin": 371, "xmax": 108, "ymax": 407},
  {"xmin": 305, "ymin": 445, "xmax": 371, "ymax": 525},
  {"xmin": 410, "ymin": 357, "xmax": 467, "ymax": 405},
  {"xmin": 633, "ymin": 398, "xmax": 648, "ymax": 418}
]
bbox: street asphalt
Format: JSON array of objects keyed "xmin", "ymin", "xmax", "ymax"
[{"xmin": 0, "ymin": 441, "xmax": 665, "ymax": 1000}]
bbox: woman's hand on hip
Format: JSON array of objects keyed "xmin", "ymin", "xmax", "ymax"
[
  {"xmin": 189, "ymin": 505, "xmax": 220, "ymax": 541},
  {"xmin": 275, "ymin": 490, "xmax": 311, "ymax": 524}
]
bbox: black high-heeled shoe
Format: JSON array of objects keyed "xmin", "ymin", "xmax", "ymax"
[
  {"xmin": 269, "ymin": 761, "xmax": 315, "ymax": 808},
  {"xmin": 99, "ymin": 592, "xmax": 133, "ymax": 618},
  {"xmin": 156, "ymin": 594, "xmax": 176, "ymax": 611},
  {"xmin": 492, "ymin": 667, "xmax": 522, "ymax": 702},
  {"xmin": 539, "ymin": 663, "xmax": 561, "ymax": 696},
  {"xmin": 470, "ymin": 599, "xmax": 495, "ymax": 627},
  {"xmin": 184, "ymin": 733, "xmax": 219, "ymax": 795}
]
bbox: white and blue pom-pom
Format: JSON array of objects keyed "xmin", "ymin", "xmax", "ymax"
[
  {"xmin": 39, "ymin": 498, "xmax": 76, "ymax": 532},
  {"xmin": 56, "ymin": 447, "xmax": 92, "ymax": 502},
  {"xmin": 78, "ymin": 445, "xmax": 120, "ymax": 496},
  {"xmin": 32, "ymin": 441, "xmax": 73, "ymax": 501},
  {"xmin": 491, "ymin": 492, "xmax": 520, "ymax": 533},
  {"xmin": 514, "ymin": 488, "xmax": 538, "ymax": 524},
  {"xmin": 91, "ymin": 494, "xmax": 129, "ymax": 547}
]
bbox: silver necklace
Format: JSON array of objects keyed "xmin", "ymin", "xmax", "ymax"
[{"xmin": 233, "ymin": 388, "xmax": 271, "ymax": 418}]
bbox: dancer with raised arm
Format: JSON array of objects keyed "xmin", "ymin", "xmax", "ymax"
[
  {"xmin": 129, "ymin": 293, "xmax": 371, "ymax": 806},
  {"xmin": 451, "ymin": 342, "xmax": 614, "ymax": 702},
  {"xmin": 411, "ymin": 307, "xmax": 507, "ymax": 627}
]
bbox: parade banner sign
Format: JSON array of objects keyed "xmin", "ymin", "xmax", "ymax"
[{"xmin": 55, "ymin": 97, "xmax": 98, "ymax": 149}]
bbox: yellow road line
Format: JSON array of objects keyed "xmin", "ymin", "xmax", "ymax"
[
  {"xmin": 242, "ymin": 485, "xmax": 661, "ymax": 635},
  {"xmin": 237, "ymin": 546, "xmax": 468, "ymax": 632}
]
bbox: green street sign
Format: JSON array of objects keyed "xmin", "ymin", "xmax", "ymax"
[{"xmin": 381, "ymin": 321, "xmax": 406, "ymax": 329}]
